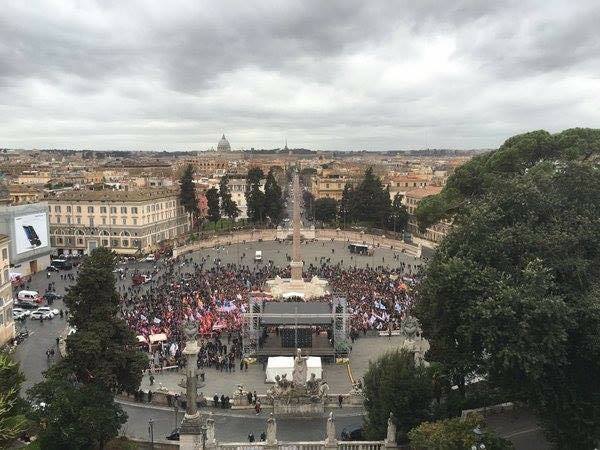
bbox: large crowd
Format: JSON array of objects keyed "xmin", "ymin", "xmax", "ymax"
[{"xmin": 118, "ymin": 248, "xmax": 421, "ymax": 367}]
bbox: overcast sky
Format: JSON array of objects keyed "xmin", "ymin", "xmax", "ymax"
[{"xmin": 1, "ymin": 1, "xmax": 599, "ymax": 151}]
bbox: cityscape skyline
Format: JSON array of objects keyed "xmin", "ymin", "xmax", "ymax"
[{"xmin": 1, "ymin": 0, "xmax": 599, "ymax": 151}]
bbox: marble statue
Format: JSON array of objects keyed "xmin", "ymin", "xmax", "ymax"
[
  {"xmin": 206, "ymin": 412, "xmax": 216, "ymax": 444},
  {"xmin": 326, "ymin": 412, "xmax": 336, "ymax": 443},
  {"xmin": 386, "ymin": 412, "xmax": 397, "ymax": 444},
  {"xmin": 306, "ymin": 373, "xmax": 319, "ymax": 396},
  {"xmin": 292, "ymin": 348, "xmax": 308, "ymax": 386},
  {"xmin": 400, "ymin": 315, "xmax": 422, "ymax": 340},
  {"xmin": 319, "ymin": 380, "xmax": 330, "ymax": 398},
  {"xmin": 266, "ymin": 413, "xmax": 277, "ymax": 444}
]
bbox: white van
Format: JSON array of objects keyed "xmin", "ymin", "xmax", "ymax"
[
  {"xmin": 17, "ymin": 290, "xmax": 42, "ymax": 304},
  {"xmin": 254, "ymin": 250, "xmax": 262, "ymax": 262}
]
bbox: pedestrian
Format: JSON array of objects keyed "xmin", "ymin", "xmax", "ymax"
[
  {"xmin": 213, "ymin": 393, "xmax": 219, "ymax": 407},
  {"xmin": 248, "ymin": 432, "xmax": 255, "ymax": 443},
  {"xmin": 246, "ymin": 391, "xmax": 253, "ymax": 405},
  {"xmin": 147, "ymin": 390, "xmax": 153, "ymax": 403},
  {"xmin": 253, "ymin": 391, "xmax": 257, "ymax": 405},
  {"xmin": 254, "ymin": 400, "xmax": 261, "ymax": 415},
  {"xmin": 55, "ymin": 337, "xmax": 60, "ymax": 347},
  {"xmin": 149, "ymin": 374, "xmax": 155, "ymax": 386},
  {"xmin": 200, "ymin": 371, "xmax": 205, "ymax": 382},
  {"xmin": 338, "ymin": 394, "xmax": 343, "ymax": 408},
  {"xmin": 260, "ymin": 432, "xmax": 266, "ymax": 441}
]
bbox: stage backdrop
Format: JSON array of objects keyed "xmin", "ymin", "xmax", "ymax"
[{"xmin": 265, "ymin": 356, "xmax": 322, "ymax": 383}]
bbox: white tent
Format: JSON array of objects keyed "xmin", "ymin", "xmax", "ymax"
[{"xmin": 265, "ymin": 356, "xmax": 322, "ymax": 382}]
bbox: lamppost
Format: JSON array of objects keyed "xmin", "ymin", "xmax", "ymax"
[
  {"xmin": 201, "ymin": 423, "xmax": 208, "ymax": 450},
  {"xmin": 471, "ymin": 425, "xmax": 486, "ymax": 450},
  {"xmin": 148, "ymin": 419, "xmax": 154, "ymax": 449}
]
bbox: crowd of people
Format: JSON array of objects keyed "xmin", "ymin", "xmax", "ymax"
[{"xmin": 118, "ymin": 248, "xmax": 421, "ymax": 364}]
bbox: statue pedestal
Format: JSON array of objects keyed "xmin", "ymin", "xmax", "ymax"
[
  {"xmin": 179, "ymin": 414, "xmax": 204, "ymax": 450},
  {"xmin": 273, "ymin": 398, "xmax": 324, "ymax": 417}
]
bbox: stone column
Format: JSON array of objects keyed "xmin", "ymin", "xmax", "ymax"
[
  {"xmin": 179, "ymin": 319, "xmax": 204, "ymax": 450},
  {"xmin": 290, "ymin": 170, "xmax": 303, "ymax": 280}
]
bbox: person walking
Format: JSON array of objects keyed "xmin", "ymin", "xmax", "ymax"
[
  {"xmin": 338, "ymin": 394, "xmax": 343, "ymax": 408},
  {"xmin": 248, "ymin": 432, "xmax": 255, "ymax": 443},
  {"xmin": 254, "ymin": 399, "xmax": 261, "ymax": 415}
]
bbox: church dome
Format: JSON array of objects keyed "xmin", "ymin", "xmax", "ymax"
[{"xmin": 217, "ymin": 134, "xmax": 231, "ymax": 152}]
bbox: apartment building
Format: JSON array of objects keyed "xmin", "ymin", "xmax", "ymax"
[
  {"xmin": 0, "ymin": 235, "xmax": 14, "ymax": 348},
  {"xmin": 404, "ymin": 186, "xmax": 451, "ymax": 243},
  {"xmin": 8, "ymin": 185, "xmax": 43, "ymax": 205},
  {"xmin": 46, "ymin": 188, "xmax": 190, "ymax": 255},
  {"xmin": 16, "ymin": 170, "xmax": 52, "ymax": 185}
]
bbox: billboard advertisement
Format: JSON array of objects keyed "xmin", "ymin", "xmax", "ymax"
[{"xmin": 14, "ymin": 213, "xmax": 49, "ymax": 254}]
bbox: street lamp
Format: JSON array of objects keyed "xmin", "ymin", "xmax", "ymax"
[
  {"xmin": 471, "ymin": 425, "xmax": 486, "ymax": 450},
  {"xmin": 148, "ymin": 419, "xmax": 154, "ymax": 449},
  {"xmin": 201, "ymin": 423, "xmax": 208, "ymax": 450}
]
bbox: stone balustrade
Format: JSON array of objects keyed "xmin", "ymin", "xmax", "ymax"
[{"xmin": 179, "ymin": 412, "xmax": 399, "ymax": 450}]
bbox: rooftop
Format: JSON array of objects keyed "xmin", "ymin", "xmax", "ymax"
[
  {"xmin": 405, "ymin": 186, "xmax": 443, "ymax": 199},
  {"xmin": 45, "ymin": 187, "xmax": 179, "ymax": 202}
]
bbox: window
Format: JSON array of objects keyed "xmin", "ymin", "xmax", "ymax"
[
  {"xmin": 89, "ymin": 217, "xmax": 94, "ymax": 227},
  {"xmin": 57, "ymin": 237, "xmax": 63, "ymax": 245},
  {"xmin": 102, "ymin": 217, "xmax": 106, "ymax": 225},
  {"xmin": 100, "ymin": 206, "xmax": 107, "ymax": 213},
  {"xmin": 110, "ymin": 207, "xmax": 117, "ymax": 214},
  {"xmin": 76, "ymin": 217, "xmax": 81, "ymax": 224},
  {"xmin": 77, "ymin": 238, "xmax": 83, "ymax": 245},
  {"xmin": 54, "ymin": 205, "xmax": 61, "ymax": 213},
  {"xmin": 87, "ymin": 206, "xmax": 94, "ymax": 213},
  {"xmin": 111, "ymin": 239, "xmax": 119, "ymax": 247},
  {"xmin": 1, "ymin": 248, "xmax": 7, "ymax": 260},
  {"xmin": 102, "ymin": 239, "xmax": 109, "ymax": 247},
  {"xmin": 66, "ymin": 206, "xmax": 72, "ymax": 213},
  {"xmin": 76, "ymin": 206, "xmax": 81, "ymax": 213},
  {"xmin": 122, "ymin": 239, "xmax": 129, "ymax": 247},
  {"xmin": 120, "ymin": 207, "xmax": 127, "ymax": 214},
  {"xmin": 56, "ymin": 216, "xmax": 61, "ymax": 224},
  {"xmin": 133, "ymin": 218, "xmax": 137, "ymax": 225},
  {"xmin": 111, "ymin": 218, "xmax": 116, "ymax": 225},
  {"xmin": 122, "ymin": 218, "xmax": 126, "ymax": 225},
  {"xmin": 131, "ymin": 207, "xmax": 138, "ymax": 214},
  {"xmin": 3, "ymin": 269, "xmax": 8, "ymax": 285},
  {"xmin": 66, "ymin": 217, "xmax": 71, "ymax": 224}
]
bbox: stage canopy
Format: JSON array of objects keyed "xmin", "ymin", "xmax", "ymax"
[
  {"xmin": 262, "ymin": 301, "xmax": 331, "ymax": 325},
  {"xmin": 265, "ymin": 356, "xmax": 322, "ymax": 382}
]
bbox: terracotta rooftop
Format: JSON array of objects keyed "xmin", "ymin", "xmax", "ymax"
[{"xmin": 405, "ymin": 186, "xmax": 443, "ymax": 199}]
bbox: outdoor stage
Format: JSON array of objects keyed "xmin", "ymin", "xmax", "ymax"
[{"xmin": 254, "ymin": 330, "xmax": 335, "ymax": 358}]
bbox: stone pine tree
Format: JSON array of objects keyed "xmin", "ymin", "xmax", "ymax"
[
  {"xmin": 179, "ymin": 164, "xmax": 198, "ymax": 228},
  {"xmin": 219, "ymin": 175, "xmax": 240, "ymax": 222},
  {"xmin": 314, "ymin": 198, "xmax": 338, "ymax": 224},
  {"xmin": 28, "ymin": 247, "xmax": 147, "ymax": 450},
  {"xmin": 264, "ymin": 168, "xmax": 284, "ymax": 225},
  {"xmin": 206, "ymin": 187, "xmax": 221, "ymax": 224},
  {"xmin": 245, "ymin": 167, "xmax": 265, "ymax": 223},
  {"xmin": 415, "ymin": 128, "xmax": 600, "ymax": 448}
]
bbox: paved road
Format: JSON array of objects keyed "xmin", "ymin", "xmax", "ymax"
[{"xmin": 119, "ymin": 400, "xmax": 364, "ymax": 444}]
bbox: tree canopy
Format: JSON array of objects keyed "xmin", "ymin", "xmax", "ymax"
[
  {"xmin": 0, "ymin": 352, "xmax": 28, "ymax": 447},
  {"xmin": 206, "ymin": 187, "xmax": 221, "ymax": 223},
  {"xmin": 264, "ymin": 168, "xmax": 284, "ymax": 224},
  {"xmin": 245, "ymin": 167, "xmax": 266, "ymax": 223},
  {"xmin": 415, "ymin": 128, "xmax": 600, "ymax": 448},
  {"xmin": 363, "ymin": 350, "xmax": 433, "ymax": 443},
  {"xmin": 219, "ymin": 175, "xmax": 240, "ymax": 221},
  {"xmin": 179, "ymin": 164, "xmax": 198, "ymax": 224},
  {"xmin": 314, "ymin": 197, "xmax": 338, "ymax": 224}
]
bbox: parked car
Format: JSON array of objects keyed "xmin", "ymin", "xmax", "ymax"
[
  {"xmin": 165, "ymin": 428, "xmax": 180, "ymax": 441},
  {"xmin": 30, "ymin": 310, "xmax": 53, "ymax": 320},
  {"xmin": 145, "ymin": 254, "xmax": 156, "ymax": 262},
  {"xmin": 12, "ymin": 310, "xmax": 27, "ymax": 321},
  {"xmin": 17, "ymin": 290, "xmax": 43, "ymax": 304},
  {"xmin": 341, "ymin": 427, "xmax": 364, "ymax": 441},
  {"xmin": 36, "ymin": 306, "xmax": 59, "ymax": 317},
  {"xmin": 50, "ymin": 259, "xmax": 73, "ymax": 270},
  {"xmin": 46, "ymin": 265, "xmax": 60, "ymax": 272},
  {"xmin": 43, "ymin": 292, "xmax": 63, "ymax": 303},
  {"xmin": 14, "ymin": 299, "xmax": 39, "ymax": 309},
  {"xmin": 12, "ymin": 307, "xmax": 31, "ymax": 317}
]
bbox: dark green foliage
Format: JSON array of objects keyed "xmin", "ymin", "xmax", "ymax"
[
  {"xmin": 219, "ymin": 175, "xmax": 240, "ymax": 221},
  {"xmin": 0, "ymin": 352, "xmax": 28, "ymax": 447},
  {"xmin": 303, "ymin": 190, "xmax": 315, "ymax": 221},
  {"xmin": 206, "ymin": 187, "xmax": 221, "ymax": 223},
  {"xmin": 389, "ymin": 192, "xmax": 408, "ymax": 232},
  {"xmin": 246, "ymin": 167, "xmax": 266, "ymax": 223},
  {"xmin": 415, "ymin": 128, "xmax": 600, "ymax": 448},
  {"xmin": 264, "ymin": 168, "xmax": 284, "ymax": 224},
  {"xmin": 338, "ymin": 183, "xmax": 353, "ymax": 225},
  {"xmin": 314, "ymin": 197, "xmax": 338, "ymax": 224},
  {"xmin": 28, "ymin": 378, "xmax": 127, "ymax": 450},
  {"xmin": 179, "ymin": 164, "xmax": 198, "ymax": 220},
  {"xmin": 363, "ymin": 350, "xmax": 433, "ymax": 444},
  {"xmin": 63, "ymin": 247, "xmax": 147, "ymax": 394}
]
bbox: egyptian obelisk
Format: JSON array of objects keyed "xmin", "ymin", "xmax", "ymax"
[{"xmin": 290, "ymin": 170, "xmax": 303, "ymax": 280}]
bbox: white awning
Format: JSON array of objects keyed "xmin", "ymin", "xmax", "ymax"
[
  {"xmin": 149, "ymin": 333, "xmax": 167, "ymax": 344},
  {"xmin": 265, "ymin": 356, "xmax": 322, "ymax": 382}
]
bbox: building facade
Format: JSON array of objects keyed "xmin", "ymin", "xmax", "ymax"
[
  {"xmin": 47, "ymin": 188, "xmax": 190, "ymax": 255},
  {"xmin": 0, "ymin": 203, "xmax": 52, "ymax": 275},
  {"xmin": 404, "ymin": 186, "xmax": 451, "ymax": 243},
  {"xmin": 0, "ymin": 235, "xmax": 14, "ymax": 348}
]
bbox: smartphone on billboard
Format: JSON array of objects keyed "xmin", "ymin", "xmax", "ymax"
[{"xmin": 23, "ymin": 225, "xmax": 42, "ymax": 247}]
